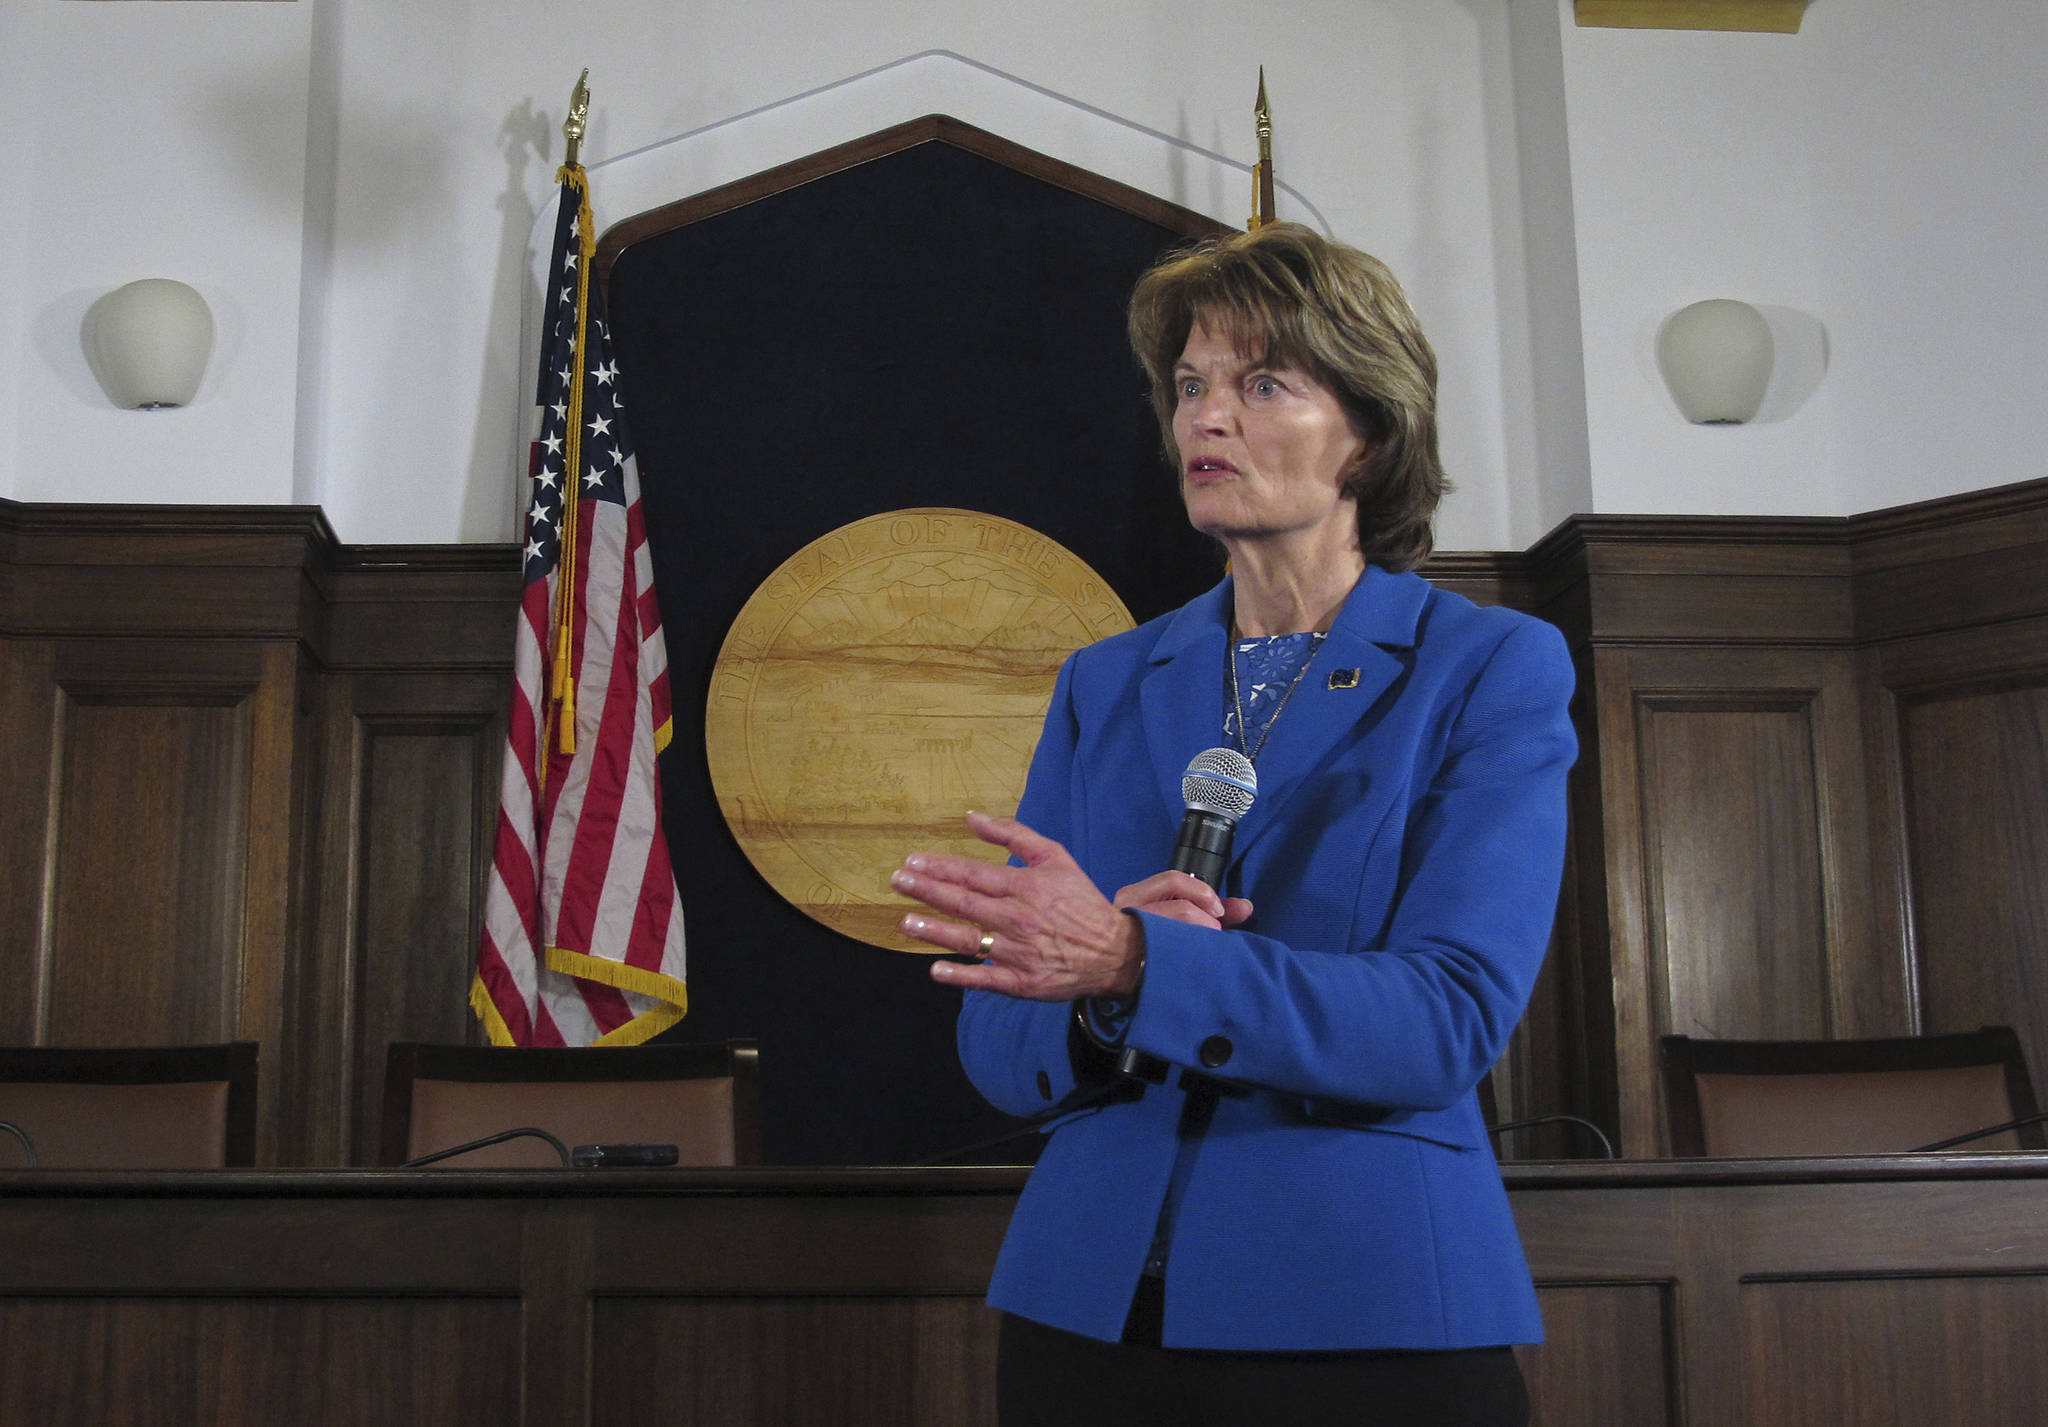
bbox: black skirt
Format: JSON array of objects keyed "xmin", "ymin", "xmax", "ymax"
[{"xmin": 996, "ymin": 1279, "xmax": 1531, "ymax": 1427}]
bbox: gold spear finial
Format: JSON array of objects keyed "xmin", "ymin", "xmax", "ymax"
[
  {"xmin": 563, "ymin": 68, "xmax": 591, "ymax": 168},
  {"xmin": 1249, "ymin": 68, "xmax": 1276, "ymax": 230}
]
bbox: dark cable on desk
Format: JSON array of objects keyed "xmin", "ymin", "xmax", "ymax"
[
  {"xmin": 1912, "ymin": 1111, "xmax": 2048, "ymax": 1154},
  {"xmin": 913, "ymin": 1079, "xmax": 1137, "ymax": 1167},
  {"xmin": 400, "ymin": 1126, "xmax": 571, "ymax": 1168},
  {"xmin": 0, "ymin": 1120, "xmax": 36, "ymax": 1168},
  {"xmin": 1487, "ymin": 1113, "xmax": 1617, "ymax": 1160}
]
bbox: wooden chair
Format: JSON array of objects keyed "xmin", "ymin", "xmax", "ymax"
[
  {"xmin": 379, "ymin": 1039, "xmax": 761, "ymax": 1168},
  {"xmin": 0, "ymin": 1043, "xmax": 258, "ymax": 1169},
  {"xmin": 1660, "ymin": 1026, "xmax": 2045, "ymax": 1157}
]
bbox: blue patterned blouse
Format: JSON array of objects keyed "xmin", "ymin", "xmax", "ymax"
[{"xmin": 1223, "ymin": 631, "xmax": 1326, "ymax": 760}]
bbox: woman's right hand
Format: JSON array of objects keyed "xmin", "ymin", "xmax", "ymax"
[{"xmin": 1112, "ymin": 871, "xmax": 1253, "ymax": 931}]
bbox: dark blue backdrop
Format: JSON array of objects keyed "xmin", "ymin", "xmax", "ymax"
[{"xmin": 606, "ymin": 137, "xmax": 1220, "ymax": 1164}]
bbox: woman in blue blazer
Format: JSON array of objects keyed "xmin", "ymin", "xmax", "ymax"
[{"xmin": 894, "ymin": 224, "xmax": 1575, "ymax": 1426}]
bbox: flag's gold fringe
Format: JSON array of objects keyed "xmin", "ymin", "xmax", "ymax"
[
  {"xmin": 469, "ymin": 974, "xmax": 519, "ymax": 1047},
  {"xmin": 589, "ymin": 1002, "xmax": 688, "ymax": 1047},
  {"xmin": 653, "ymin": 715, "xmax": 671, "ymax": 753},
  {"xmin": 545, "ymin": 945, "xmax": 689, "ymax": 1016},
  {"xmin": 470, "ymin": 963, "xmax": 687, "ymax": 1049}
]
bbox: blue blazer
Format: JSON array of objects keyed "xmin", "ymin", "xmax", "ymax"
[{"xmin": 956, "ymin": 566, "xmax": 1576, "ymax": 1351}]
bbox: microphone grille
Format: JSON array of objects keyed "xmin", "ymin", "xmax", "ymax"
[{"xmin": 1182, "ymin": 747, "xmax": 1257, "ymax": 819}]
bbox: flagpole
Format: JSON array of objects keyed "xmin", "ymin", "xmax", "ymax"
[
  {"xmin": 1249, "ymin": 68, "xmax": 1275, "ymax": 230},
  {"xmin": 551, "ymin": 69, "xmax": 595, "ymax": 755}
]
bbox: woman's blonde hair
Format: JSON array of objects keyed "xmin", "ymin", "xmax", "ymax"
[{"xmin": 1127, "ymin": 222, "xmax": 1448, "ymax": 573}]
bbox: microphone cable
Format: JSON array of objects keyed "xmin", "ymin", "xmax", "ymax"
[
  {"xmin": 399, "ymin": 1126, "xmax": 572, "ymax": 1168},
  {"xmin": 0, "ymin": 1120, "xmax": 37, "ymax": 1168},
  {"xmin": 1912, "ymin": 1110, "xmax": 2048, "ymax": 1153},
  {"xmin": 1486, "ymin": 1113, "xmax": 1616, "ymax": 1160},
  {"xmin": 912, "ymin": 1078, "xmax": 1139, "ymax": 1167}
]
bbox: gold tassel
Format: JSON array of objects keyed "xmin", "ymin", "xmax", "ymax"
[
  {"xmin": 547, "ymin": 163, "xmax": 599, "ymax": 759},
  {"xmin": 556, "ymin": 624, "xmax": 576, "ymax": 754}
]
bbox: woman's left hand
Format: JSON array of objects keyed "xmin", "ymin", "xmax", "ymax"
[
  {"xmin": 1112, "ymin": 871, "xmax": 1253, "ymax": 930},
  {"xmin": 895, "ymin": 811, "xmax": 1142, "ymax": 1002}
]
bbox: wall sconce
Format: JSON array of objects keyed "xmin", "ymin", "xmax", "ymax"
[
  {"xmin": 1657, "ymin": 299, "xmax": 1773, "ymax": 425},
  {"xmin": 85, "ymin": 279, "xmax": 215, "ymax": 410}
]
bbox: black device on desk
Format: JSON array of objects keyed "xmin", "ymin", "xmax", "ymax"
[{"xmin": 570, "ymin": 1143, "xmax": 679, "ymax": 1168}]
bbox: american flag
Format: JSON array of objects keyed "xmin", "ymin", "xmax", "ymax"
[{"xmin": 471, "ymin": 167, "xmax": 687, "ymax": 1047}]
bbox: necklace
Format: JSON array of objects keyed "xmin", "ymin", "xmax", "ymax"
[{"xmin": 1226, "ymin": 626, "xmax": 1321, "ymax": 763}]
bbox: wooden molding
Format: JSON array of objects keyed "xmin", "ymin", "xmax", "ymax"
[
  {"xmin": 1526, "ymin": 513, "xmax": 1855, "ymax": 648},
  {"xmin": 1848, "ymin": 475, "xmax": 2048, "ymax": 570},
  {"xmin": 1574, "ymin": 0, "xmax": 1809, "ymax": 34},
  {"xmin": 1848, "ymin": 478, "xmax": 2048, "ymax": 647},
  {"xmin": 0, "ymin": 499, "xmax": 518, "ymax": 670},
  {"xmin": 0, "ymin": 500, "xmax": 332, "ymax": 643}
]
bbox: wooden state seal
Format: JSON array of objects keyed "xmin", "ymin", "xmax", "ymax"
[{"xmin": 706, "ymin": 508, "xmax": 1134, "ymax": 952}]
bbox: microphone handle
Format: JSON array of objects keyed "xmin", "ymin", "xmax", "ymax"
[
  {"xmin": 1169, "ymin": 808, "xmax": 1236, "ymax": 892},
  {"xmin": 1111, "ymin": 807, "xmax": 1240, "ymax": 1086}
]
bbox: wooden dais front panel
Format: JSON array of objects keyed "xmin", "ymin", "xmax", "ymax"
[{"xmin": 5, "ymin": 1161, "xmax": 2048, "ymax": 1426}]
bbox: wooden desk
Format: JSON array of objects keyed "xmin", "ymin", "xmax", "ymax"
[
  {"xmin": 4, "ymin": 1157, "xmax": 2046, "ymax": 1425},
  {"xmin": 1510, "ymin": 1154, "xmax": 2048, "ymax": 1425}
]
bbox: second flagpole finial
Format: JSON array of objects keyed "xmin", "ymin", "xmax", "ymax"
[
  {"xmin": 563, "ymin": 68, "xmax": 591, "ymax": 168},
  {"xmin": 1249, "ymin": 68, "xmax": 1276, "ymax": 230}
]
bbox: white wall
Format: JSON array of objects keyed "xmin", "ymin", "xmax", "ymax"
[
  {"xmin": 1803, "ymin": 0, "xmax": 2048, "ymax": 513},
  {"xmin": 302, "ymin": 0, "xmax": 1517, "ymax": 548},
  {"xmin": 1561, "ymin": 17, "xmax": 1838, "ymax": 516},
  {"xmin": 8, "ymin": 1, "xmax": 311, "ymax": 509},
  {"xmin": 4, "ymin": 0, "xmax": 2043, "ymax": 549},
  {"xmin": 1559, "ymin": 0, "xmax": 2048, "ymax": 518},
  {"xmin": 0, "ymin": 1, "xmax": 38, "ymax": 496}
]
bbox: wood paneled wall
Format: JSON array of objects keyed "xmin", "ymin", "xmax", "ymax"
[
  {"xmin": 1859, "ymin": 489, "xmax": 2048, "ymax": 1123},
  {"xmin": 0, "ymin": 506, "xmax": 517, "ymax": 1165},
  {"xmin": 1516, "ymin": 481, "xmax": 2048, "ymax": 1154},
  {"xmin": 2, "ymin": 483, "xmax": 2043, "ymax": 1164}
]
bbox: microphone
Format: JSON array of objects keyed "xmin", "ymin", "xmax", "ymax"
[{"xmin": 1171, "ymin": 748, "xmax": 1257, "ymax": 891}]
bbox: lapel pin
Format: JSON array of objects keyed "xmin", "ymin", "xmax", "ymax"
[{"xmin": 1327, "ymin": 668, "xmax": 1360, "ymax": 690}]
